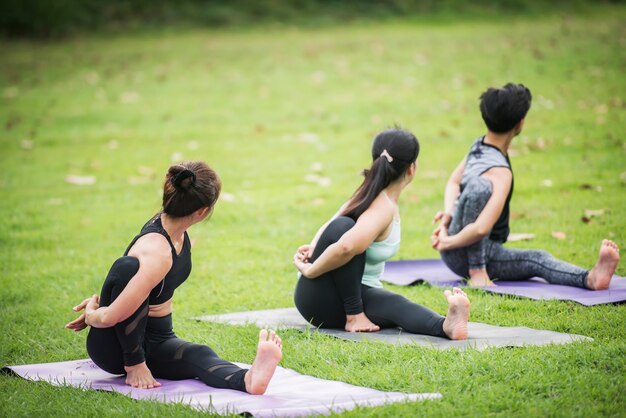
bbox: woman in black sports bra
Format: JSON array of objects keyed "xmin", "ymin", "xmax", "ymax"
[{"xmin": 66, "ymin": 161, "xmax": 282, "ymax": 393}]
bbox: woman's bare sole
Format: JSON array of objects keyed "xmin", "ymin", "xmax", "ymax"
[
  {"xmin": 442, "ymin": 287, "xmax": 470, "ymax": 340},
  {"xmin": 124, "ymin": 362, "xmax": 161, "ymax": 389},
  {"xmin": 587, "ymin": 239, "xmax": 620, "ymax": 290},
  {"xmin": 468, "ymin": 267, "xmax": 495, "ymax": 287},
  {"xmin": 345, "ymin": 312, "xmax": 380, "ymax": 332},
  {"xmin": 244, "ymin": 329, "xmax": 283, "ymax": 395}
]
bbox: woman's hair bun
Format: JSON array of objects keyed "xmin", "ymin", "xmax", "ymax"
[{"xmin": 171, "ymin": 169, "xmax": 196, "ymax": 190}]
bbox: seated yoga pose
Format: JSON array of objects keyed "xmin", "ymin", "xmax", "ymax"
[
  {"xmin": 66, "ymin": 161, "xmax": 282, "ymax": 392},
  {"xmin": 293, "ymin": 128, "xmax": 470, "ymax": 338},
  {"xmin": 431, "ymin": 83, "xmax": 620, "ymax": 288}
]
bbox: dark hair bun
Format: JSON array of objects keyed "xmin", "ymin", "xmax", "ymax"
[
  {"xmin": 162, "ymin": 161, "xmax": 221, "ymax": 218},
  {"xmin": 171, "ymin": 169, "xmax": 196, "ymax": 190}
]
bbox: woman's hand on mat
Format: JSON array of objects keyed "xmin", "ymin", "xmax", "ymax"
[{"xmin": 66, "ymin": 295, "xmax": 99, "ymax": 332}]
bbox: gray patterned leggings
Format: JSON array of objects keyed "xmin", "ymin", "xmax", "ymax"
[{"xmin": 440, "ymin": 177, "xmax": 588, "ymax": 288}]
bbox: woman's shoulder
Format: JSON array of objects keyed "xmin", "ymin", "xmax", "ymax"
[
  {"xmin": 365, "ymin": 192, "xmax": 397, "ymax": 219},
  {"xmin": 127, "ymin": 232, "xmax": 174, "ymax": 263}
]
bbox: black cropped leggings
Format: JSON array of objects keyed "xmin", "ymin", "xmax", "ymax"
[
  {"xmin": 86, "ymin": 257, "xmax": 248, "ymax": 391},
  {"xmin": 294, "ymin": 216, "xmax": 447, "ymax": 337}
]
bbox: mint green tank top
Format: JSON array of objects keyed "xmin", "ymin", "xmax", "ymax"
[{"xmin": 362, "ymin": 218, "xmax": 401, "ymax": 288}]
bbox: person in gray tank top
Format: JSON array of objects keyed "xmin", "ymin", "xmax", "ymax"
[{"xmin": 431, "ymin": 83, "xmax": 620, "ymax": 289}]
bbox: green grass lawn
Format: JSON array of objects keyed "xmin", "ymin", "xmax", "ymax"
[{"xmin": 1, "ymin": 5, "xmax": 625, "ymax": 417}]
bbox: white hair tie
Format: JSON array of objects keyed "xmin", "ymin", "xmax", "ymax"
[{"xmin": 380, "ymin": 149, "xmax": 393, "ymax": 163}]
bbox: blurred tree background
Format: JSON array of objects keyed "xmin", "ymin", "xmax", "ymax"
[{"xmin": 1, "ymin": 0, "xmax": 624, "ymax": 38}]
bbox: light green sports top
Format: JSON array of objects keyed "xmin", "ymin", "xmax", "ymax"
[{"xmin": 362, "ymin": 216, "xmax": 401, "ymax": 288}]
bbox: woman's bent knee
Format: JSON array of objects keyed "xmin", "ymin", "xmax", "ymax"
[
  {"xmin": 106, "ymin": 256, "xmax": 140, "ymax": 285},
  {"xmin": 323, "ymin": 216, "xmax": 356, "ymax": 241},
  {"xmin": 464, "ymin": 177, "xmax": 493, "ymax": 199}
]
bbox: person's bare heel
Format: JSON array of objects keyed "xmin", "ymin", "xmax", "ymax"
[
  {"xmin": 345, "ymin": 312, "xmax": 380, "ymax": 332},
  {"xmin": 468, "ymin": 267, "xmax": 495, "ymax": 287},
  {"xmin": 587, "ymin": 239, "xmax": 620, "ymax": 290},
  {"xmin": 124, "ymin": 362, "xmax": 161, "ymax": 389},
  {"xmin": 244, "ymin": 329, "xmax": 283, "ymax": 395},
  {"xmin": 442, "ymin": 288, "xmax": 470, "ymax": 340}
]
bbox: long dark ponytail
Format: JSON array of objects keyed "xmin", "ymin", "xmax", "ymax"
[{"xmin": 341, "ymin": 129, "xmax": 419, "ymax": 220}]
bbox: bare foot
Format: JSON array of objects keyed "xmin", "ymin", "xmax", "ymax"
[
  {"xmin": 244, "ymin": 329, "xmax": 283, "ymax": 395},
  {"xmin": 124, "ymin": 362, "xmax": 161, "ymax": 389},
  {"xmin": 468, "ymin": 267, "xmax": 495, "ymax": 287},
  {"xmin": 345, "ymin": 312, "xmax": 380, "ymax": 332},
  {"xmin": 587, "ymin": 240, "xmax": 620, "ymax": 290},
  {"xmin": 442, "ymin": 287, "xmax": 470, "ymax": 340}
]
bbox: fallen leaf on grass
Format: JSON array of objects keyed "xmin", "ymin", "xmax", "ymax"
[
  {"xmin": 297, "ymin": 132, "xmax": 320, "ymax": 143},
  {"xmin": 584, "ymin": 209, "xmax": 606, "ymax": 218},
  {"xmin": 508, "ymin": 233, "xmax": 535, "ymax": 242},
  {"xmin": 3, "ymin": 86, "xmax": 19, "ymax": 99},
  {"xmin": 127, "ymin": 176, "xmax": 149, "ymax": 185},
  {"xmin": 595, "ymin": 104, "xmax": 608, "ymax": 114},
  {"xmin": 120, "ymin": 91, "xmax": 140, "ymax": 104},
  {"xmin": 304, "ymin": 173, "xmax": 332, "ymax": 187},
  {"xmin": 551, "ymin": 231, "xmax": 567, "ymax": 240},
  {"xmin": 137, "ymin": 166, "xmax": 155, "ymax": 177},
  {"xmin": 65, "ymin": 175, "xmax": 96, "ymax": 186},
  {"xmin": 5, "ymin": 115, "xmax": 21, "ymax": 130},
  {"xmin": 310, "ymin": 162, "xmax": 324, "ymax": 173}
]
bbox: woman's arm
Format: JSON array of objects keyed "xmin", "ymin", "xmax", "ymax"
[
  {"xmin": 295, "ymin": 198, "xmax": 393, "ymax": 279},
  {"xmin": 433, "ymin": 158, "xmax": 465, "ymax": 227},
  {"xmin": 84, "ymin": 235, "xmax": 173, "ymax": 328},
  {"xmin": 434, "ymin": 167, "xmax": 512, "ymax": 251},
  {"xmin": 296, "ymin": 202, "xmax": 349, "ymax": 262}
]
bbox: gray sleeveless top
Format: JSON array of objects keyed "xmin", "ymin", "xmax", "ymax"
[{"xmin": 461, "ymin": 137, "xmax": 513, "ymax": 242}]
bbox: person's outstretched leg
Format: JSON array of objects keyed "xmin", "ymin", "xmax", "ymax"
[
  {"xmin": 361, "ymin": 286, "xmax": 470, "ymax": 340},
  {"xmin": 487, "ymin": 239, "xmax": 620, "ymax": 289},
  {"xmin": 294, "ymin": 216, "xmax": 378, "ymax": 331},
  {"xmin": 147, "ymin": 319, "xmax": 282, "ymax": 394},
  {"xmin": 442, "ymin": 177, "xmax": 494, "ymax": 286},
  {"xmin": 86, "ymin": 256, "xmax": 157, "ymax": 388}
]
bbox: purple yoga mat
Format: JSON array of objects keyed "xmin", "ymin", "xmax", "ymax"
[
  {"xmin": 3, "ymin": 359, "xmax": 439, "ymax": 416},
  {"xmin": 381, "ymin": 259, "xmax": 626, "ymax": 306}
]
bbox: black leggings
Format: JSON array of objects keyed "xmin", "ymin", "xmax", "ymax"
[
  {"xmin": 86, "ymin": 257, "xmax": 248, "ymax": 391},
  {"xmin": 294, "ymin": 216, "xmax": 447, "ymax": 337}
]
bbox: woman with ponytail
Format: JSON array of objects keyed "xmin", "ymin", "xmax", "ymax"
[
  {"xmin": 294, "ymin": 129, "xmax": 470, "ymax": 339},
  {"xmin": 66, "ymin": 161, "xmax": 282, "ymax": 393}
]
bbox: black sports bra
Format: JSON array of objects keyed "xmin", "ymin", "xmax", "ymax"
[{"xmin": 124, "ymin": 214, "xmax": 192, "ymax": 304}]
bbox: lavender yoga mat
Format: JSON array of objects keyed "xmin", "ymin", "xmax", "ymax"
[
  {"xmin": 380, "ymin": 259, "xmax": 626, "ymax": 306},
  {"xmin": 3, "ymin": 359, "xmax": 439, "ymax": 417}
]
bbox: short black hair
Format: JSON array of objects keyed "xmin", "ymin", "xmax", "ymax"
[{"xmin": 479, "ymin": 83, "xmax": 532, "ymax": 133}]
